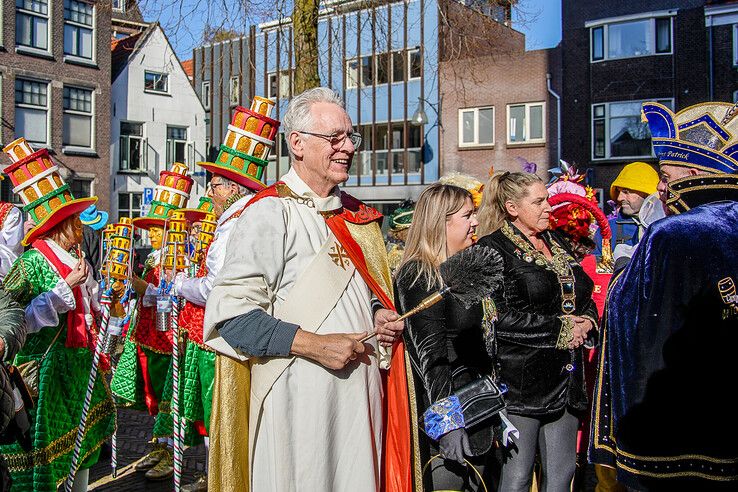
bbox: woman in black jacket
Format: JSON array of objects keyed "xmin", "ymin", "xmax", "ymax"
[
  {"xmin": 395, "ymin": 183, "xmax": 492, "ymax": 491},
  {"xmin": 476, "ymin": 171, "xmax": 597, "ymax": 492}
]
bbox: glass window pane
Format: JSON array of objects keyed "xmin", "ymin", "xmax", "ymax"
[
  {"xmin": 592, "ymin": 27, "xmax": 604, "ymax": 60},
  {"xmin": 17, "ymin": 0, "xmax": 48, "ymax": 15},
  {"xmin": 392, "ymin": 51, "xmax": 404, "ymax": 82},
  {"xmin": 529, "ymin": 105, "xmax": 543, "ymax": 140},
  {"xmin": 16, "ymin": 14, "xmax": 32, "ymax": 46},
  {"xmin": 608, "ymin": 20, "xmax": 651, "ymax": 59},
  {"xmin": 376, "ymin": 53, "xmax": 389, "ymax": 84},
  {"xmin": 478, "ymin": 108, "xmax": 494, "ymax": 144},
  {"xmin": 593, "ymin": 104, "xmax": 605, "ymax": 118},
  {"xmin": 79, "ymin": 27, "xmax": 93, "ymax": 58},
  {"xmin": 121, "ymin": 121, "xmax": 142, "ymax": 136},
  {"xmin": 408, "ymin": 125, "xmax": 421, "ymax": 148},
  {"xmin": 609, "ymin": 101, "xmax": 641, "ymax": 118},
  {"xmin": 174, "ymin": 141, "xmax": 186, "ymax": 163},
  {"xmin": 167, "ymin": 126, "xmax": 187, "ymax": 139},
  {"xmin": 346, "ymin": 60, "xmax": 359, "ymax": 88},
  {"xmin": 34, "ymin": 16, "xmax": 48, "ymax": 49},
  {"xmin": 593, "ymin": 120, "xmax": 605, "ymax": 158},
  {"xmin": 279, "ymin": 72, "xmax": 290, "ymax": 98},
  {"xmin": 610, "ymin": 116, "xmax": 651, "ymax": 157},
  {"xmin": 118, "ymin": 193, "xmax": 130, "ymax": 209},
  {"xmin": 360, "ymin": 56, "xmax": 373, "ymax": 87},
  {"xmin": 509, "ymin": 105, "xmax": 526, "ymax": 142},
  {"xmin": 409, "ymin": 49, "xmax": 421, "ymax": 79},
  {"xmin": 129, "ymin": 138, "xmax": 142, "ymax": 170},
  {"xmin": 132, "ymin": 193, "xmax": 142, "ymax": 210},
  {"xmin": 461, "ymin": 111, "xmax": 475, "ymax": 143},
  {"xmin": 63, "ymin": 113, "xmax": 92, "ymax": 147},
  {"xmin": 656, "ymin": 18, "xmax": 671, "ymax": 53},
  {"xmin": 15, "ymin": 107, "xmax": 47, "ymax": 145}
]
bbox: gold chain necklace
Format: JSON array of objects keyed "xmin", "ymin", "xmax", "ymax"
[{"xmin": 502, "ymin": 222, "xmax": 576, "ymax": 314}]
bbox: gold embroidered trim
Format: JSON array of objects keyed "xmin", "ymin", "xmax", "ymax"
[
  {"xmin": 556, "ymin": 316, "xmax": 575, "ymax": 350},
  {"xmin": 4, "ymin": 398, "xmax": 115, "ymax": 472}
]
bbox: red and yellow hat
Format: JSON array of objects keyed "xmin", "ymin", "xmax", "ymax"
[
  {"xmin": 132, "ymin": 162, "xmax": 193, "ymax": 231},
  {"xmin": 197, "ymin": 97, "xmax": 280, "ymax": 192},
  {"xmin": 2, "ymin": 137, "xmax": 97, "ymax": 246},
  {"xmin": 180, "ymin": 196, "xmax": 214, "ymax": 223}
]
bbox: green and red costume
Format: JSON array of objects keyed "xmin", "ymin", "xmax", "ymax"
[{"xmin": 0, "ymin": 248, "xmax": 115, "ymax": 491}]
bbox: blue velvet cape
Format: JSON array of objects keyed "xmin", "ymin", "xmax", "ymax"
[{"xmin": 590, "ymin": 201, "xmax": 738, "ymax": 490}]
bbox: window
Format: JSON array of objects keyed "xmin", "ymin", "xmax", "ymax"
[
  {"xmin": 507, "ymin": 102, "xmax": 545, "ymax": 145},
  {"xmin": 119, "ymin": 122, "xmax": 145, "ymax": 171},
  {"xmin": 118, "ymin": 192, "xmax": 143, "ymax": 218},
  {"xmin": 458, "ymin": 107, "xmax": 494, "ymax": 147},
  {"xmin": 166, "ymin": 126, "xmax": 188, "ymax": 166},
  {"xmin": 590, "ymin": 17, "xmax": 672, "ymax": 62},
  {"xmin": 16, "ymin": 0, "xmax": 49, "ymax": 52},
  {"xmin": 64, "ymin": 0, "xmax": 94, "ymax": 61},
  {"xmin": 144, "ymin": 71, "xmax": 168, "ymax": 93},
  {"xmin": 345, "ymin": 49, "xmax": 422, "ymax": 89},
  {"xmin": 15, "ymin": 78, "xmax": 49, "ymax": 147},
  {"xmin": 112, "ymin": 0, "xmax": 125, "ymax": 12},
  {"xmin": 201, "ymin": 81, "xmax": 211, "ymax": 110},
  {"xmin": 592, "ymin": 99, "xmax": 673, "ymax": 160},
  {"xmin": 63, "ymin": 86, "xmax": 94, "ymax": 149},
  {"xmin": 356, "ymin": 122, "xmax": 422, "ymax": 176},
  {"xmin": 70, "ymin": 178, "xmax": 92, "ymax": 198},
  {"xmin": 267, "ymin": 70, "xmax": 292, "ymax": 99},
  {"xmin": 229, "ymin": 76, "xmax": 241, "ymax": 106},
  {"xmin": 1, "ymin": 180, "xmax": 24, "ymax": 205}
]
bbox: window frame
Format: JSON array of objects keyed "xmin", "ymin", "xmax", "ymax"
[
  {"xmin": 590, "ymin": 98, "xmax": 674, "ymax": 161},
  {"xmin": 201, "ymin": 81, "xmax": 211, "ymax": 110},
  {"xmin": 457, "ymin": 106, "xmax": 495, "ymax": 148},
  {"xmin": 506, "ymin": 102, "xmax": 546, "ymax": 146},
  {"xmin": 589, "ymin": 16, "xmax": 673, "ymax": 63},
  {"xmin": 14, "ymin": 77, "xmax": 51, "ymax": 147},
  {"xmin": 62, "ymin": 85, "xmax": 95, "ymax": 153},
  {"xmin": 267, "ymin": 70, "xmax": 293, "ymax": 99},
  {"xmin": 345, "ymin": 48, "xmax": 422, "ymax": 89},
  {"xmin": 166, "ymin": 125, "xmax": 189, "ymax": 166},
  {"xmin": 15, "ymin": 0, "xmax": 51, "ymax": 56},
  {"xmin": 229, "ymin": 75, "xmax": 241, "ymax": 107},
  {"xmin": 354, "ymin": 120, "xmax": 423, "ymax": 177},
  {"xmin": 144, "ymin": 71, "xmax": 169, "ymax": 94},
  {"xmin": 63, "ymin": 0, "xmax": 96, "ymax": 65},
  {"xmin": 111, "ymin": 0, "xmax": 125, "ymax": 13},
  {"xmin": 117, "ymin": 191, "xmax": 144, "ymax": 219},
  {"xmin": 119, "ymin": 121, "xmax": 146, "ymax": 172}
]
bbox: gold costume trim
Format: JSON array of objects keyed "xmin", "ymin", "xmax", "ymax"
[
  {"xmin": 404, "ymin": 352, "xmax": 423, "ymax": 491},
  {"xmin": 556, "ymin": 316, "xmax": 575, "ymax": 350},
  {"xmin": 4, "ymin": 398, "xmax": 115, "ymax": 472}
]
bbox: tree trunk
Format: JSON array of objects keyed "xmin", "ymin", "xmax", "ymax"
[{"xmin": 292, "ymin": 0, "xmax": 321, "ymax": 94}]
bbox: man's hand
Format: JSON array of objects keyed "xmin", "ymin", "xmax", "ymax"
[
  {"xmin": 373, "ymin": 309, "xmax": 404, "ymax": 347},
  {"xmin": 291, "ymin": 330, "xmax": 367, "ymax": 370}
]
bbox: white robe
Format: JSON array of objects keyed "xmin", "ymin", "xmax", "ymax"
[
  {"xmin": 0, "ymin": 206, "xmax": 24, "ymax": 280},
  {"xmin": 206, "ymin": 169, "xmax": 383, "ymax": 492},
  {"xmin": 173, "ymin": 195, "xmax": 251, "ymax": 306}
]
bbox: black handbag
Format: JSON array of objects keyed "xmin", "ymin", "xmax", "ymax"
[{"xmin": 453, "ymin": 372, "xmax": 506, "ymax": 428}]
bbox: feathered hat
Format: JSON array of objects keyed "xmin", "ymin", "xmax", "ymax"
[
  {"xmin": 2, "ymin": 137, "xmax": 97, "ymax": 246},
  {"xmin": 198, "ymin": 97, "xmax": 280, "ymax": 192},
  {"xmin": 439, "ymin": 172, "xmax": 485, "ymax": 209}
]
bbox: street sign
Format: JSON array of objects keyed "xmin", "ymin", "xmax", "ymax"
[
  {"xmin": 143, "ymin": 187, "xmax": 154, "ymax": 205},
  {"xmin": 140, "ymin": 203, "xmax": 151, "ymax": 217}
]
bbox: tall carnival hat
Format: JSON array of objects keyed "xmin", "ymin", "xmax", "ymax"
[
  {"xmin": 2, "ymin": 137, "xmax": 97, "ymax": 246},
  {"xmin": 198, "ymin": 96, "xmax": 281, "ymax": 192},
  {"xmin": 181, "ymin": 196, "xmax": 214, "ymax": 223},
  {"xmin": 642, "ymin": 101, "xmax": 738, "ymax": 213},
  {"xmin": 132, "ymin": 162, "xmax": 193, "ymax": 231}
]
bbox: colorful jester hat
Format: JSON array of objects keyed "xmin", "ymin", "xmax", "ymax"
[
  {"xmin": 2, "ymin": 137, "xmax": 98, "ymax": 246},
  {"xmin": 547, "ymin": 164, "xmax": 613, "ymax": 271},
  {"xmin": 198, "ymin": 96, "xmax": 281, "ymax": 192},
  {"xmin": 132, "ymin": 162, "xmax": 193, "ymax": 231},
  {"xmin": 388, "ymin": 200, "xmax": 416, "ymax": 232},
  {"xmin": 642, "ymin": 101, "xmax": 738, "ymax": 214}
]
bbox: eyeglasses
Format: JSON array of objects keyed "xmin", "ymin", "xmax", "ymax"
[
  {"xmin": 297, "ymin": 130, "xmax": 362, "ymax": 150},
  {"xmin": 208, "ymin": 181, "xmax": 226, "ymax": 192}
]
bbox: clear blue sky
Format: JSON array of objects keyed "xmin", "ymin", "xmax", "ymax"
[
  {"xmin": 145, "ymin": 0, "xmax": 562, "ymax": 61},
  {"xmin": 515, "ymin": 0, "xmax": 562, "ymax": 51}
]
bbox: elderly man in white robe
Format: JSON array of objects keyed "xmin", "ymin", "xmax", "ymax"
[{"xmin": 204, "ymin": 87, "xmax": 404, "ymax": 492}]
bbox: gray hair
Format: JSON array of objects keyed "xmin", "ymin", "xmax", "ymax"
[
  {"xmin": 220, "ymin": 175, "xmax": 251, "ymax": 195},
  {"xmin": 282, "ymin": 87, "xmax": 344, "ymax": 159}
]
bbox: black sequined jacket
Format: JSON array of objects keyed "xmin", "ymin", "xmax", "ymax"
[
  {"xmin": 395, "ymin": 261, "xmax": 494, "ymax": 457},
  {"xmin": 476, "ymin": 223, "xmax": 598, "ymax": 417}
]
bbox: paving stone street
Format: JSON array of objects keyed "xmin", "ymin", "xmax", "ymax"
[{"xmin": 87, "ymin": 409, "xmax": 206, "ymax": 491}]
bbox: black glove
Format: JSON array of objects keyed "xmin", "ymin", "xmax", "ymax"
[{"xmin": 438, "ymin": 428, "xmax": 472, "ymax": 463}]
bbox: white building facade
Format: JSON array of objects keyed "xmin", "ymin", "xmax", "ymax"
[{"xmin": 110, "ymin": 24, "xmax": 206, "ymax": 223}]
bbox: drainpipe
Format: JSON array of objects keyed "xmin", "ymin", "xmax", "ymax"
[{"xmin": 547, "ymin": 73, "xmax": 562, "ymax": 164}]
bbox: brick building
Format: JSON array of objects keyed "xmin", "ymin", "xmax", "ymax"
[
  {"xmin": 1, "ymin": 0, "xmax": 112, "ymax": 208},
  {"xmin": 559, "ymin": 0, "xmax": 729, "ymax": 190},
  {"xmin": 440, "ymin": 25, "xmax": 561, "ymax": 181}
]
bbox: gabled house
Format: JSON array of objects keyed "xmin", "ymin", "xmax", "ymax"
[{"xmin": 110, "ymin": 23, "xmax": 206, "ymax": 223}]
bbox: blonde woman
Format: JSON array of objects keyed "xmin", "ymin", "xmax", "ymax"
[
  {"xmin": 476, "ymin": 171, "xmax": 597, "ymax": 492},
  {"xmin": 395, "ymin": 183, "xmax": 492, "ymax": 491}
]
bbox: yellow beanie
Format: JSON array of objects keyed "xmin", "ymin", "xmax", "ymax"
[{"xmin": 610, "ymin": 161, "xmax": 659, "ymax": 200}]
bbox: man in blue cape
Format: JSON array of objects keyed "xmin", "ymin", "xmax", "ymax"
[{"xmin": 590, "ymin": 101, "xmax": 738, "ymax": 491}]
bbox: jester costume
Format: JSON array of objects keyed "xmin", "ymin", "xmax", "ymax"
[
  {"xmin": 0, "ymin": 246, "xmax": 115, "ymax": 491},
  {"xmin": 111, "ymin": 250, "xmax": 173, "ymax": 439},
  {"xmin": 590, "ymin": 102, "xmax": 738, "ymax": 490}
]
